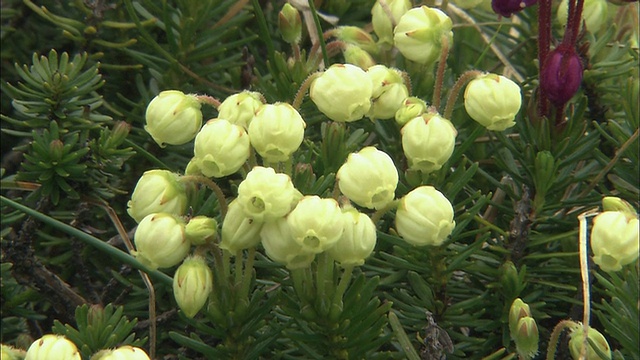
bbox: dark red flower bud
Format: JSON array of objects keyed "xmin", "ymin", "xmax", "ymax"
[
  {"xmin": 540, "ymin": 45, "xmax": 583, "ymax": 106},
  {"xmin": 492, "ymin": 0, "xmax": 538, "ymax": 17}
]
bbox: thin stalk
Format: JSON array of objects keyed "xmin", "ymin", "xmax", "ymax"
[
  {"xmin": 443, "ymin": 70, "xmax": 483, "ymax": 119},
  {"xmin": 240, "ymin": 247, "xmax": 256, "ymax": 300},
  {"xmin": 306, "ymin": 0, "xmax": 330, "ymax": 68},
  {"xmin": 181, "ymin": 175, "xmax": 228, "ymax": 217},
  {"xmin": 196, "ymin": 94, "xmax": 221, "ymax": 109},
  {"xmin": 432, "ymin": 35, "xmax": 451, "ymax": 111},
  {"xmin": 371, "ymin": 199, "xmax": 400, "ymax": 225},
  {"xmin": 234, "ymin": 250, "xmax": 244, "ymax": 289},
  {"xmin": 578, "ymin": 209, "xmax": 599, "ymax": 359},
  {"xmin": 293, "ymin": 72, "xmax": 321, "ymax": 110},
  {"xmin": 546, "ymin": 320, "xmax": 579, "ymax": 360},
  {"xmin": 329, "ymin": 265, "xmax": 354, "ymax": 321}
]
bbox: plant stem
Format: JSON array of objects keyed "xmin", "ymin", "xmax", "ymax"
[
  {"xmin": 546, "ymin": 319, "xmax": 579, "ymax": 360},
  {"xmin": 443, "ymin": 70, "xmax": 482, "ymax": 119},
  {"xmin": 181, "ymin": 175, "xmax": 228, "ymax": 217},
  {"xmin": 432, "ymin": 35, "xmax": 451, "ymax": 111},
  {"xmin": 538, "ymin": 0, "xmax": 553, "ymax": 117},
  {"xmin": 293, "ymin": 72, "xmax": 321, "ymax": 110}
]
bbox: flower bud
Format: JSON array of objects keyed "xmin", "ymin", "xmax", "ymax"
[
  {"xmin": 173, "ymin": 256, "xmax": 213, "ymax": 318},
  {"xmin": 334, "ymin": 26, "xmax": 379, "ymax": 54},
  {"xmin": 371, "ymin": 0, "xmax": 411, "ymax": 48},
  {"xmin": 248, "ymin": 103, "xmax": 306, "ymax": 162},
  {"xmin": 91, "ymin": 346, "xmax": 150, "ymax": 360},
  {"xmin": 568, "ymin": 325, "xmax": 612, "ymax": 360},
  {"xmin": 491, "ymin": 0, "xmax": 538, "ymax": 17},
  {"xmin": 337, "ymin": 146, "xmax": 398, "ymax": 209},
  {"xmin": 260, "ymin": 217, "xmax": 315, "ymax": 269},
  {"xmin": 108, "ymin": 121, "xmax": 132, "ymax": 148},
  {"xmin": 49, "ymin": 140, "xmax": 64, "ymax": 161},
  {"xmin": 145, "ymin": 90, "xmax": 202, "ymax": 147},
  {"xmin": 500, "ymin": 261, "xmax": 525, "ymax": 299},
  {"xmin": 395, "ymin": 96, "xmax": 427, "ymax": 126},
  {"xmin": 310, "ymin": 64, "xmax": 373, "ymax": 122},
  {"xmin": 193, "ymin": 119, "xmax": 250, "ymax": 178},
  {"xmin": 133, "ymin": 213, "xmax": 190, "ymax": 270},
  {"xmin": 401, "ymin": 113, "xmax": 457, "ymax": 173},
  {"xmin": 279, "ymin": 3, "xmax": 302, "ymax": 44},
  {"xmin": 540, "ymin": 45, "xmax": 583, "ymax": 106},
  {"xmin": 508, "ymin": 298, "xmax": 532, "ymax": 337},
  {"xmin": 557, "ymin": 0, "xmax": 607, "ymax": 34},
  {"xmin": 236, "ymin": 166, "xmax": 300, "ymax": 222},
  {"xmin": 513, "ymin": 317, "xmax": 539, "ymax": 360},
  {"xmin": 327, "ymin": 207, "xmax": 377, "ymax": 266},
  {"xmin": 127, "ymin": 169, "xmax": 188, "ymax": 223},
  {"xmin": 25, "ymin": 335, "xmax": 80, "ymax": 360},
  {"xmin": 395, "ymin": 186, "xmax": 456, "ymax": 246},
  {"xmin": 367, "ymin": 65, "xmax": 409, "ymax": 119},
  {"xmin": 217, "ymin": 91, "xmax": 264, "ymax": 130},
  {"xmin": 393, "ymin": 6, "xmax": 453, "ymax": 65},
  {"xmin": 464, "ymin": 73, "xmax": 521, "ymax": 131},
  {"xmin": 590, "ymin": 211, "xmax": 639, "ymax": 272},
  {"xmin": 287, "ymin": 196, "xmax": 345, "ymax": 254},
  {"xmin": 2, "ymin": 345, "xmax": 26, "ymax": 360},
  {"xmin": 185, "ymin": 216, "xmax": 218, "ymax": 245},
  {"xmin": 220, "ymin": 200, "xmax": 264, "ymax": 253},
  {"xmin": 601, "ymin": 196, "xmax": 637, "ymax": 216},
  {"xmin": 343, "ymin": 44, "xmax": 377, "ymax": 70}
]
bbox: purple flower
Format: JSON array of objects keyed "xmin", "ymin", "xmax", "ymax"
[
  {"xmin": 540, "ymin": 45, "xmax": 583, "ymax": 106},
  {"xmin": 492, "ymin": 0, "xmax": 538, "ymax": 17}
]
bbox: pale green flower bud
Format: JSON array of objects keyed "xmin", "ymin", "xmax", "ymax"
[
  {"xmin": 393, "ymin": 6, "xmax": 453, "ymax": 65},
  {"xmin": 261, "ymin": 217, "xmax": 315, "ymax": 269},
  {"xmin": 464, "ymin": 73, "xmax": 522, "ymax": 131},
  {"xmin": 334, "ymin": 26, "xmax": 379, "ymax": 54},
  {"xmin": 217, "ymin": 91, "xmax": 264, "ymax": 130},
  {"xmin": 184, "ymin": 157, "xmax": 202, "ymax": 176},
  {"xmin": 601, "ymin": 196, "xmax": 637, "ymax": 216},
  {"xmin": 91, "ymin": 346, "xmax": 150, "ymax": 360},
  {"xmin": 279, "ymin": 3, "xmax": 302, "ymax": 44},
  {"xmin": 310, "ymin": 64, "xmax": 373, "ymax": 122},
  {"xmin": 401, "ymin": 113, "xmax": 457, "ymax": 173},
  {"xmin": 569, "ymin": 325, "xmax": 612, "ymax": 360},
  {"xmin": 371, "ymin": 0, "xmax": 411, "ymax": 48},
  {"xmin": 25, "ymin": 335, "xmax": 80, "ymax": 360},
  {"xmin": 133, "ymin": 213, "xmax": 190, "ymax": 270},
  {"xmin": 185, "ymin": 216, "xmax": 218, "ymax": 245},
  {"xmin": 343, "ymin": 44, "xmax": 377, "ymax": 70},
  {"xmin": 508, "ymin": 298, "xmax": 532, "ymax": 338},
  {"xmin": 236, "ymin": 166, "xmax": 300, "ymax": 222},
  {"xmin": 127, "ymin": 169, "xmax": 188, "ymax": 223},
  {"xmin": 590, "ymin": 211, "xmax": 639, "ymax": 272},
  {"xmin": 367, "ymin": 65, "xmax": 409, "ymax": 119},
  {"xmin": 248, "ymin": 103, "xmax": 306, "ymax": 162},
  {"xmin": 173, "ymin": 256, "xmax": 213, "ymax": 318},
  {"xmin": 557, "ymin": 0, "xmax": 607, "ymax": 34},
  {"xmin": 193, "ymin": 119, "xmax": 250, "ymax": 178},
  {"xmin": 337, "ymin": 146, "xmax": 398, "ymax": 210},
  {"xmin": 220, "ymin": 200, "xmax": 264, "ymax": 252},
  {"xmin": 395, "ymin": 96, "xmax": 427, "ymax": 126},
  {"xmin": 2, "ymin": 344, "xmax": 26, "ymax": 360},
  {"xmin": 287, "ymin": 196, "xmax": 345, "ymax": 254},
  {"xmin": 513, "ymin": 317, "xmax": 539, "ymax": 360},
  {"xmin": 145, "ymin": 90, "xmax": 202, "ymax": 147},
  {"xmin": 327, "ymin": 207, "xmax": 377, "ymax": 266},
  {"xmin": 395, "ymin": 186, "xmax": 455, "ymax": 246}
]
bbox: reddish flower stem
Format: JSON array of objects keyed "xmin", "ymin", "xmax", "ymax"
[{"xmin": 538, "ymin": 0, "xmax": 553, "ymax": 117}]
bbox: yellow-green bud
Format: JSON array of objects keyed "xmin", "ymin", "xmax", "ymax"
[
  {"xmin": 185, "ymin": 216, "xmax": 218, "ymax": 245},
  {"xmin": 327, "ymin": 207, "xmax": 377, "ymax": 266},
  {"xmin": 371, "ymin": 0, "xmax": 411, "ymax": 48},
  {"xmin": 334, "ymin": 26, "xmax": 379, "ymax": 54},
  {"xmin": 217, "ymin": 91, "xmax": 264, "ymax": 130},
  {"xmin": 127, "ymin": 169, "xmax": 188, "ymax": 223},
  {"xmin": 395, "ymin": 96, "xmax": 427, "ymax": 126},
  {"xmin": 25, "ymin": 335, "xmax": 80, "ymax": 360},
  {"xmin": 260, "ymin": 217, "xmax": 315, "ymax": 269},
  {"xmin": 367, "ymin": 65, "xmax": 409, "ymax": 119},
  {"xmin": 401, "ymin": 113, "xmax": 457, "ymax": 173},
  {"xmin": 343, "ymin": 44, "xmax": 377, "ymax": 70},
  {"xmin": 2, "ymin": 344, "xmax": 26, "ymax": 360},
  {"xmin": 557, "ymin": 0, "xmax": 607, "ymax": 35},
  {"xmin": 220, "ymin": 200, "xmax": 264, "ymax": 253},
  {"xmin": 184, "ymin": 157, "xmax": 202, "ymax": 176},
  {"xmin": 287, "ymin": 196, "xmax": 345, "ymax": 254},
  {"xmin": 193, "ymin": 119, "xmax": 250, "ymax": 178},
  {"xmin": 601, "ymin": 196, "xmax": 636, "ymax": 216},
  {"xmin": 395, "ymin": 186, "xmax": 456, "ymax": 246},
  {"xmin": 91, "ymin": 346, "xmax": 150, "ymax": 360},
  {"xmin": 248, "ymin": 103, "xmax": 306, "ymax": 162},
  {"xmin": 513, "ymin": 317, "xmax": 539, "ymax": 360},
  {"xmin": 568, "ymin": 325, "xmax": 612, "ymax": 360},
  {"xmin": 144, "ymin": 90, "xmax": 202, "ymax": 147},
  {"xmin": 310, "ymin": 64, "xmax": 373, "ymax": 122},
  {"xmin": 133, "ymin": 213, "xmax": 190, "ymax": 270},
  {"xmin": 278, "ymin": 3, "xmax": 302, "ymax": 44},
  {"xmin": 464, "ymin": 73, "xmax": 522, "ymax": 131},
  {"xmin": 173, "ymin": 256, "xmax": 213, "ymax": 318},
  {"xmin": 393, "ymin": 6, "xmax": 453, "ymax": 65},
  {"xmin": 236, "ymin": 166, "xmax": 300, "ymax": 222},
  {"xmin": 337, "ymin": 146, "xmax": 398, "ymax": 210},
  {"xmin": 590, "ymin": 211, "xmax": 639, "ymax": 272},
  {"xmin": 508, "ymin": 298, "xmax": 532, "ymax": 338}
]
